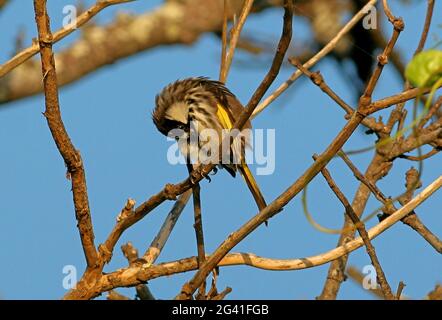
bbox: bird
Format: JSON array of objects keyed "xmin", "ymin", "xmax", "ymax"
[{"xmin": 152, "ymin": 77, "xmax": 267, "ymax": 212}]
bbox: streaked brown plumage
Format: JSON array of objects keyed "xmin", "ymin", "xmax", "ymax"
[{"xmin": 152, "ymin": 77, "xmax": 267, "ymax": 211}]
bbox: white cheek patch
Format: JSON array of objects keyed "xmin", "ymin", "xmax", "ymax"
[{"xmin": 165, "ymin": 102, "xmax": 188, "ymax": 124}]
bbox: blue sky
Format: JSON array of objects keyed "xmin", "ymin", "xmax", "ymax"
[{"xmin": 0, "ymin": 0, "xmax": 440, "ymax": 299}]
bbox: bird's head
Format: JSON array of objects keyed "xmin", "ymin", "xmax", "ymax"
[{"xmin": 152, "ymin": 77, "xmax": 234, "ymax": 136}]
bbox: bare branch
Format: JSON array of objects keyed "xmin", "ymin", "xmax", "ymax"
[
  {"xmin": 175, "ymin": 0, "xmax": 293, "ymax": 299},
  {"xmin": 346, "ymin": 266, "xmax": 385, "ymax": 299},
  {"xmin": 427, "ymin": 284, "xmax": 442, "ymax": 300},
  {"xmin": 219, "ymin": 0, "xmax": 254, "ymax": 83},
  {"xmin": 63, "ymin": 175, "xmax": 442, "ymax": 299},
  {"xmin": 367, "ymin": 86, "xmax": 442, "ymax": 115},
  {"xmin": 0, "ymin": 0, "xmax": 135, "ymax": 78},
  {"xmin": 0, "ymin": 0, "xmax": 248, "ymax": 104},
  {"xmin": 142, "ymin": 190, "xmax": 192, "ymax": 263},
  {"xmin": 33, "ymin": 0, "xmax": 97, "ymax": 268},
  {"xmin": 121, "ymin": 242, "xmax": 155, "ymax": 300},
  {"xmin": 219, "ymin": 0, "xmax": 229, "ymax": 81},
  {"xmin": 319, "ymin": 6, "xmax": 405, "ymax": 298},
  {"xmin": 192, "ymin": 183, "xmax": 207, "ymax": 299},
  {"xmin": 107, "ymin": 290, "xmax": 131, "ymax": 300},
  {"xmin": 316, "ymin": 155, "xmax": 394, "ymax": 299},
  {"xmin": 396, "ymin": 281, "xmax": 406, "ymax": 300},
  {"xmin": 252, "ymin": 0, "xmax": 378, "ymax": 118}
]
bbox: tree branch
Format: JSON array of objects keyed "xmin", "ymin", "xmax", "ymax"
[
  {"xmin": 0, "ymin": 0, "xmax": 246, "ymax": 104},
  {"xmin": 251, "ymin": 0, "xmax": 378, "ymax": 118},
  {"xmin": 316, "ymin": 154, "xmax": 394, "ymax": 299},
  {"xmin": 319, "ymin": 7, "xmax": 405, "ymax": 298},
  {"xmin": 174, "ymin": 0, "xmax": 293, "ymax": 299},
  {"xmin": 0, "ymin": 0, "xmax": 134, "ymax": 79},
  {"xmin": 62, "ymin": 175, "xmax": 442, "ymax": 299},
  {"xmin": 346, "ymin": 266, "xmax": 385, "ymax": 299},
  {"xmin": 192, "ymin": 183, "xmax": 207, "ymax": 299},
  {"xmin": 219, "ymin": 0, "xmax": 254, "ymax": 83},
  {"xmin": 33, "ymin": 0, "xmax": 97, "ymax": 268},
  {"xmin": 121, "ymin": 242, "xmax": 155, "ymax": 300},
  {"xmin": 142, "ymin": 190, "xmax": 192, "ymax": 263}
]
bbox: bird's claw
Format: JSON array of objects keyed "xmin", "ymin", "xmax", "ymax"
[
  {"xmin": 190, "ymin": 170, "xmax": 200, "ymax": 185},
  {"xmin": 190, "ymin": 167, "xmax": 211, "ymax": 184}
]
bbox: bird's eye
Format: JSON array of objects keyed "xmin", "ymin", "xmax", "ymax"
[{"xmin": 186, "ymin": 98, "xmax": 196, "ymax": 105}]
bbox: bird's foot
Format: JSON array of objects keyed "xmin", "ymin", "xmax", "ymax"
[
  {"xmin": 210, "ymin": 167, "xmax": 218, "ymax": 175},
  {"xmin": 190, "ymin": 166, "xmax": 211, "ymax": 184}
]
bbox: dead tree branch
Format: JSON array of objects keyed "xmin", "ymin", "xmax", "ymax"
[{"xmin": 33, "ymin": 0, "xmax": 97, "ymax": 269}]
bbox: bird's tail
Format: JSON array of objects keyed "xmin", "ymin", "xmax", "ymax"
[
  {"xmin": 238, "ymin": 160, "xmax": 267, "ymax": 212},
  {"xmin": 216, "ymin": 102, "xmax": 267, "ymax": 214}
]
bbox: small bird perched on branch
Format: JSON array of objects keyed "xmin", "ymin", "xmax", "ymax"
[{"xmin": 152, "ymin": 77, "xmax": 267, "ymax": 212}]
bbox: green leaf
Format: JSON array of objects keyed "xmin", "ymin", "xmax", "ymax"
[{"xmin": 405, "ymin": 49, "xmax": 442, "ymax": 88}]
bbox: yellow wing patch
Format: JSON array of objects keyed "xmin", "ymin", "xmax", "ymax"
[
  {"xmin": 217, "ymin": 104, "xmax": 267, "ymax": 211},
  {"xmin": 216, "ymin": 103, "xmax": 234, "ymax": 129}
]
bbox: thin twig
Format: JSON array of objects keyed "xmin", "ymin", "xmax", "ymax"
[
  {"xmin": 121, "ymin": 242, "xmax": 139, "ymax": 264},
  {"xmin": 380, "ymin": 0, "xmax": 436, "ymax": 132},
  {"xmin": 338, "ymin": 151, "xmax": 388, "ymax": 204},
  {"xmin": 251, "ymin": 0, "xmax": 378, "ymax": 118},
  {"xmin": 400, "ymin": 168, "xmax": 442, "ymax": 253},
  {"xmin": 61, "ymin": 0, "xmax": 441, "ymax": 300},
  {"xmin": 219, "ymin": 0, "xmax": 229, "ymax": 82},
  {"xmin": 219, "ymin": 0, "xmax": 254, "ymax": 83},
  {"xmin": 382, "ymin": 0, "xmax": 395, "ymax": 23},
  {"xmin": 398, "ymin": 148, "xmax": 440, "ymax": 161},
  {"xmin": 65, "ymin": 175, "xmax": 442, "ymax": 299},
  {"xmin": 418, "ymin": 96, "xmax": 442, "ymax": 130},
  {"xmin": 192, "ymin": 182, "xmax": 207, "ymax": 299},
  {"xmin": 414, "ymin": 0, "xmax": 434, "ymax": 55},
  {"xmin": 121, "ymin": 242, "xmax": 155, "ymax": 300},
  {"xmin": 315, "ymin": 155, "xmax": 394, "ymax": 300},
  {"xmin": 0, "ymin": 0, "xmax": 134, "ymax": 78},
  {"xmin": 346, "ymin": 266, "xmax": 385, "ymax": 299},
  {"xmin": 79, "ymin": 0, "xmax": 430, "ymax": 298},
  {"xmin": 142, "ymin": 190, "xmax": 192, "ymax": 263},
  {"xmin": 367, "ymin": 86, "xmax": 442, "ymax": 114},
  {"xmin": 319, "ymin": 6, "xmax": 405, "ymax": 299},
  {"xmin": 72, "ymin": 49, "xmax": 437, "ymax": 284},
  {"xmin": 340, "ymin": 153, "xmax": 442, "ymax": 253},
  {"xmin": 175, "ymin": 0, "xmax": 409, "ymax": 299},
  {"xmin": 289, "ymin": 58, "xmax": 353, "ymax": 114},
  {"xmin": 361, "ymin": 17, "xmax": 404, "ymax": 101},
  {"xmin": 33, "ymin": 0, "xmax": 97, "ymax": 268},
  {"xmin": 175, "ymin": 0, "xmax": 294, "ymax": 299},
  {"xmin": 289, "ymin": 58, "xmax": 387, "ymax": 134},
  {"xmin": 396, "ymin": 281, "xmax": 406, "ymax": 300}
]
